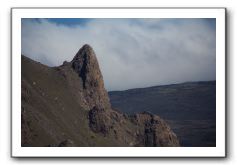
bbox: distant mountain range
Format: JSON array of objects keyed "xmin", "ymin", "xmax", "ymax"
[
  {"xmin": 109, "ymin": 81, "xmax": 216, "ymax": 146},
  {"xmin": 21, "ymin": 44, "xmax": 180, "ymax": 147}
]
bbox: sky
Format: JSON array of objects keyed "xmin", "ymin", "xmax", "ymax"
[{"xmin": 21, "ymin": 18, "xmax": 216, "ymax": 91}]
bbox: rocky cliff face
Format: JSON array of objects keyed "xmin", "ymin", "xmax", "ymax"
[
  {"xmin": 71, "ymin": 44, "xmax": 111, "ymax": 110},
  {"xmin": 130, "ymin": 112, "xmax": 180, "ymax": 146},
  {"xmin": 21, "ymin": 44, "xmax": 180, "ymax": 147}
]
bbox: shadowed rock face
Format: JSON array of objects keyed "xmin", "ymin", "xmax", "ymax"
[
  {"xmin": 71, "ymin": 44, "xmax": 111, "ymax": 110},
  {"xmin": 21, "ymin": 44, "xmax": 180, "ymax": 147},
  {"xmin": 130, "ymin": 112, "xmax": 180, "ymax": 147}
]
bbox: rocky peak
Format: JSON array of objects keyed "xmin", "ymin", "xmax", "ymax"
[
  {"xmin": 71, "ymin": 44, "xmax": 99, "ymax": 89},
  {"xmin": 70, "ymin": 45, "xmax": 180, "ymax": 146},
  {"xmin": 21, "ymin": 47, "xmax": 180, "ymax": 147},
  {"xmin": 71, "ymin": 44, "xmax": 111, "ymax": 110}
]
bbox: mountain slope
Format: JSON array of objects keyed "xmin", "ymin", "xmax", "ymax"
[
  {"xmin": 109, "ymin": 82, "xmax": 216, "ymax": 146},
  {"xmin": 22, "ymin": 55, "xmax": 118, "ymax": 146},
  {"xmin": 21, "ymin": 44, "xmax": 180, "ymax": 147}
]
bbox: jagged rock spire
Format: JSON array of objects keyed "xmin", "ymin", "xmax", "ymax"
[
  {"xmin": 72, "ymin": 44, "xmax": 99, "ymax": 89},
  {"xmin": 71, "ymin": 44, "xmax": 111, "ymax": 110}
]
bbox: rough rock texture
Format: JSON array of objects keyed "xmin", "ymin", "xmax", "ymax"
[
  {"xmin": 71, "ymin": 44, "xmax": 111, "ymax": 110},
  {"xmin": 88, "ymin": 107, "xmax": 180, "ymax": 146},
  {"xmin": 76, "ymin": 45, "xmax": 180, "ymax": 146},
  {"xmin": 130, "ymin": 112, "xmax": 180, "ymax": 146},
  {"xmin": 21, "ymin": 44, "xmax": 180, "ymax": 147},
  {"xmin": 88, "ymin": 106, "xmax": 112, "ymax": 135}
]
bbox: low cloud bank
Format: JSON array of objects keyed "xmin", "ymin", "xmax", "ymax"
[{"xmin": 22, "ymin": 18, "xmax": 216, "ymax": 91}]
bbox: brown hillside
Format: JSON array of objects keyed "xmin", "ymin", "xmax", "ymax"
[{"xmin": 21, "ymin": 44, "xmax": 180, "ymax": 147}]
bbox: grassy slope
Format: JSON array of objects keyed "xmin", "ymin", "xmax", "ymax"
[{"xmin": 22, "ymin": 55, "xmax": 120, "ymax": 146}]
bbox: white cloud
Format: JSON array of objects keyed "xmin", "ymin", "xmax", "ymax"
[{"xmin": 21, "ymin": 18, "xmax": 216, "ymax": 91}]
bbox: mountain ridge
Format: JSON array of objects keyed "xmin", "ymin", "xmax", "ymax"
[
  {"xmin": 21, "ymin": 44, "xmax": 180, "ymax": 147},
  {"xmin": 108, "ymin": 81, "xmax": 216, "ymax": 93}
]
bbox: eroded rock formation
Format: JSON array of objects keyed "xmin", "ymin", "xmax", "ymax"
[{"xmin": 21, "ymin": 44, "xmax": 180, "ymax": 147}]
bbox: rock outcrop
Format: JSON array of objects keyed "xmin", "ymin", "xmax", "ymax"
[
  {"xmin": 71, "ymin": 44, "xmax": 111, "ymax": 110},
  {"xmin": 71, "ymin": 44, "xmax": 179, "ymax": 146},
  {"xmin": 21, "ymin": 44, "xmax": 180, "ymax": 147},
  {"xmin": 130, "ymin": 112, "xmax": 180, "ymax": 146}
]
